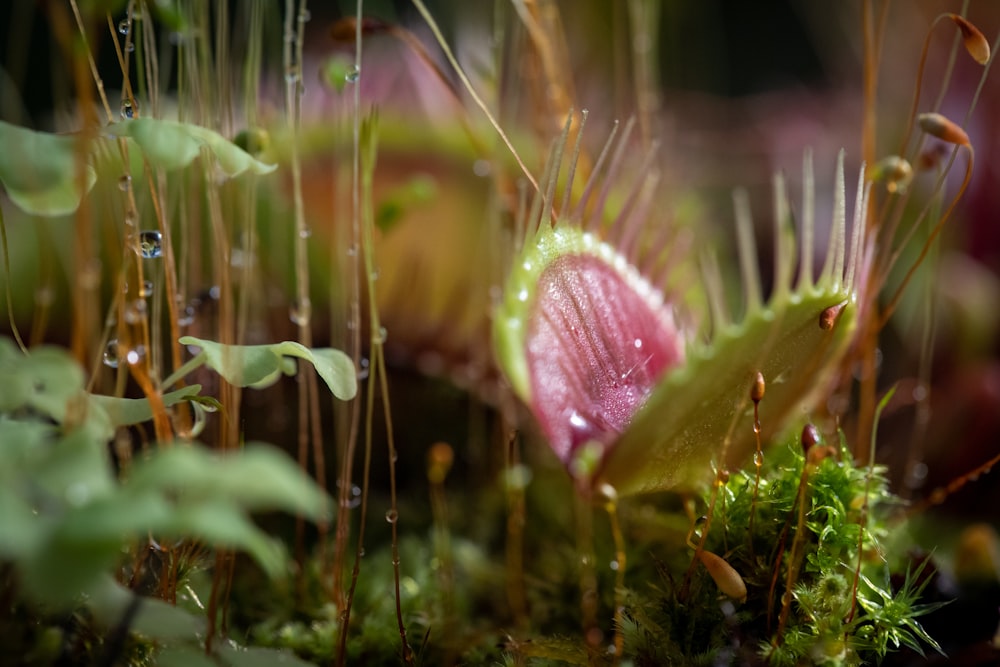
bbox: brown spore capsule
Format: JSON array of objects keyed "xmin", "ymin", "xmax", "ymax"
[
  {"xmin": 427, "ymin": 441, "xmax": 454, "ymax": 484},
  {"xmin": 918, "ymin": 112, "xmax": 971, "ymax": 148},
  {"xmin": 751, "ymin": 371, "xmax": 766, "ymax": 403},
  {"xmin": 949, "ymin": 14, "xmax": 991, "ymax": 66},
  {"xmin": 819, "ymin": 302, "xmax": 846, "ymax": 330},
  {"xmin": 801, "ymin": 423, "xmax": 821, "ymax": 454},
  {"xmin": 697, "ymin": 550, "xmax": 747, "ymax": 604}
]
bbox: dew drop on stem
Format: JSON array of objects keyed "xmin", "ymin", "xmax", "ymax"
[
  {"xmin": 385, "ymin": 509, "xmax": 398, "ymax": 524},
  {"xmin": 139, "ymin": 280, "xmax": 153, "ymax": 298},
  {"xmin": 289, "ymin": 298, "xmax": 312, "ymax": 326},
  {"xmin": 177, "ymin": 304, "xmax": 195, "ymax": 327},
  {"xmin": 118, "ymin": 174, "xmax": 131, "ymax": 191},
  {"xmin": 124, "ymin": 299, "xmax": 147, "ymax": 324},
  {"xmin": 103, "ymin": 339, "xmax": 120, "ymax": 368},
  {"xmin": 120, "ymin": 99, "xmax": 136, "ymax": 120},
  {"xmin": 345, "ymin": 66, "xmax": 360, "ymax": 83},
  {"xmin": 118, "ymin": 18, "xmax": 130, "ymax": 35},
  {"xmin": 137, "ymin": 231, "xmax": 163, "ymax": 259},
  {"xmin": 125, "ymin": 345, "xmax": 146, "ymax": 365}
]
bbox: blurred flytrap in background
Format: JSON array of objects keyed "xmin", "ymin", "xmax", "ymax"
[{"xmin": 1, "ymin": 1, "xmax": 999, "ymax": 665}]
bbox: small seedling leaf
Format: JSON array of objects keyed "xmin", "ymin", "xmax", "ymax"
[
  {"xmin": 86, "ymin": 574, "xmax": 207, "ymax": 643},
  {"xmin": 108, "ymin": 118, "xmax": 277, "ymax": 176},
  {"xmin": 125, "ymin": 443, "xmax": 330, "ymax": 520},
  {"xmin": 0, "ymin": 120, "xmax": 97, "ymax": 216},
  {"xmin": 180, "ymin": 336, "xmax": 357, "ymax": 399},
  {"xmin": 90, "ymin": 384, "xmax": 203, "ymax": 427}
]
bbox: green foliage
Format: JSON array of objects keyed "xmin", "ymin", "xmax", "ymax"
[
  {"xmin": 602, "ymin": 432, "xmax": 942, "ymax": 666},
  {"xmin": 178, "ymin": 336, "xmax": 357, "ymax": 399},
  {"xmin": 106, "ymin": 119, "xmax": 277, "ymax": 178},
  {"xmin": 0, "ymin": 120, "xmax": 97, "ymax": 216},
  {"xmin": 0, "ymin": 117, "xmax": 275, "ymax": 218},
  {"xmin": 0, "ymin": 336, "xmax": 342, "ymax": 663}
]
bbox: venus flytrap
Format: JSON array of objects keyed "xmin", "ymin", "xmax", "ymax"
[{"xmin": 495, "ymin": 141, "xmax": 869, "ymax": 497}]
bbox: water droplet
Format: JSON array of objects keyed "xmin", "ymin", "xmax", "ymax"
[
  {"xmin": 34, "ymin": 286, "xmax": 54, "ymax": 306},
  {"xmin": 517, "ymin": 288, "xmax": 529, "ymax": 302},
  {"xmin": 609, "ymin": 560, "xmax": 620, "ymax": 571},
  {"xmin": 472, "ymin": 159, "xmax": 491, "ymax": 177},
  {"xmin": 66, "ymin": 482, "xmax": 91, "ymax": 507},
  {"xmin": 369, "ymin": 269, "xmax": 380, "ymax": 281},
  {"xmin": 753, "ymin": 450, "xmax": 764, "ymax": 467},
  {"xmin": 138, "ymin": 230, "xmax": 162, "ymax": 258},
  {"xmin": 103, "ymin": 339, "xmax": 121, "ymax": 368},
  {"xmin": 118, "ymin": 174, "xmax": 131, "ymax": 191},
  {"xmin": 345, "ymin": 66, "xmax": 360, "ymax": 83},
  {"xmin": 124, "ymin": 299, "xmax": 147, "ymax": 324},
  {"xmin": 357, "ymin": 357, "xmax": 370, "ymax": 381},
  {"xmin": 905, "ymin": 462, "xmax": 928, "ymax": 489},
  {"xmin": 178, "ymin": 304, "xmax": 195, "ymax": 327},
  {"xmin": 120, "ymin": 99, "xmax": 136, "ymax": 120},
  {"xmin": 633, "ymin": 338, "xmax": 643, "ymax": 349},
  {"xmin": 126, "ymin": 345, "xmax": 146, "ymax": 365},
  {"xmin": 139, "ymin": 280, "xmax": 153, "ymax": 298},
  {"xmin": 373, "ymin": 326, "xmax": 387, "ymax": 343},
  {"xmin": 298, "ymin": 8, "xmax": 311, "ymax": 22},
  {"xmin": 289, "ymin": 298, "xmax": 312, "ymax": 326},
  {"xmin": 346, "ymin": 244, "xmax": 358, "ymax": 257},
  {"xmin": 80, "ymin": 258, "xmax": 102, "ymax": 289},
  {"xmin": 125, "ymin": 41, "xmax": 135, "ymax": 53},
  {"xmin": 385, "ymin": 509, "xmax": 398, "ymax": 524},
  {"xmin": 284, "ymin": 67, "xmax": 300, "ymax": 84},
  {"xmin": 118, "ymin": 18, "xmax": 130, "ymax": 35},
  {"xmin": 298, "ymin": 227, "xmax": 312, "ymax": 239}
]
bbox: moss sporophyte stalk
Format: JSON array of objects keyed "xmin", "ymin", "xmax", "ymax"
[{"xmin": 1, "ymin": 2, "xmax": 999, "ymax": 666}]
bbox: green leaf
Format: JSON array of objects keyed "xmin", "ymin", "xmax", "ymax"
[
  {"xmin": 126, "ymin": 443, "xmax": 330, "ymax": 520},
  {"xmin": 155, "ymin": 647, "xmax": 218, "ymax": 667},
  {"xmin": 216, "ymin": 643, "xmax": 320, "ymax": 667},
  {"xmin": 108, "ymin": 118, "xmax": 277, "ymax": 177},
  {"xmin": 179, "ymin": 336, "xmax": 357, "ymax": 399},
  {"xmin": 87, "ymin": 574, "xmax": 206, "ymax": 643},
  {"xmin": 90, "ymin": 384, "xmax": 203, "ymax": 427},
  {"xmin": 0, "ymin": 120, "xmax": 97, "ymax": 216},
  {"xmin": 165, "ymin": 498, "xmax": 286, "ymax": 577},
  {"xmin": 604, "ymin": 289, "xmax": 857, "ymax": 495},
  {"xmin": 0, "ymin": 339, "xmax": 84, "ymax": 417}
]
